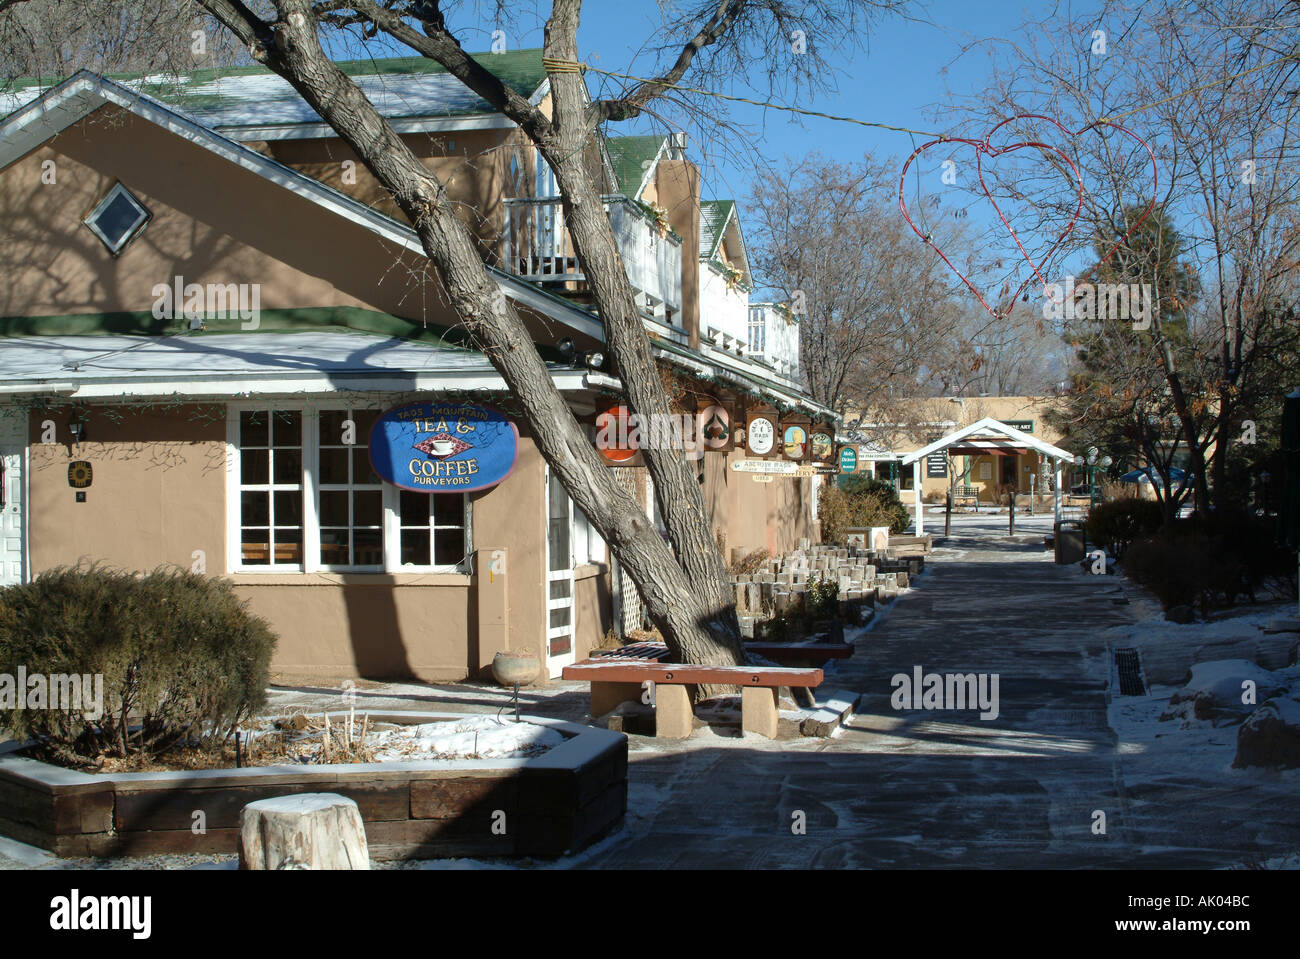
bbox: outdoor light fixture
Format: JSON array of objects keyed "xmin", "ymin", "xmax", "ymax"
[
  {"xmin": 68, "ymin": 415, "xmax": 85, "ymax": 442},
  {"xmin": 582, "ymin": 351, "xmax": 604, "ymax": 369},
  {"xmin": 555, "ymin": 337, "xmax": 576, "ymax": 362}
]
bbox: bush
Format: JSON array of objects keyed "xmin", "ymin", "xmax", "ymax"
[
  {"xmin": 0, "ymin": 565, "xmax": 276, "ymax": 768},
  {"xmin": 1122, "ymin": 510, "xmax": 1294, "ymax": 615},
  {"xmin": 819, "ymin": 475, "xmax": 912, "ymax": 543},
  {"xmin": 1086, "ymin": 498, "xmax": 1165, "ymax": 558}
]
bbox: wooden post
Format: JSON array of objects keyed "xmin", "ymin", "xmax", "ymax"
[
  {"xmin": 944, "ymin": 489, "xmax": 952, "ymax": 538},
  {"xmin": 912, "ymin": 459, "xmax": 924, "ymax": 535},
  {"xmin": 1009, "ymin": 494, "xmax": 1016, "ymax": 536}
]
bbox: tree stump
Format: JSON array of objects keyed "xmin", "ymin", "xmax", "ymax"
[{"xmin": 239, "ymin": 793, "xmax": 370, "ymax": 870}]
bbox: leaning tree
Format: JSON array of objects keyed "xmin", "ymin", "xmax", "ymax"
[{"xmin": 0, "ymin": 0, "xmax": 909, "ymax": 684}]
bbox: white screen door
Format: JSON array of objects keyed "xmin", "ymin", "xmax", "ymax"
[
  {"xmin": 544, "ymin": 467, "xmax": 576, "ymax": 676},
  {"xmin": 0, "ymin": 415, "xmax": 26, "ymax": 587}
]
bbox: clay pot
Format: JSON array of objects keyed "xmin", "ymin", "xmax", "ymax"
[{"xmin": 492, "ymin": 651, "xmax": 539, "ymax": 687}]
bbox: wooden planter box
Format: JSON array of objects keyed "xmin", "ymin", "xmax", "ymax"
[{"xmin": 0, "ymin": 712, "xmax": 626, "ymax": 861}]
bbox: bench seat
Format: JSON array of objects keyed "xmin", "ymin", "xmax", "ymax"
[{"xmin": 562, "ymin": 660, "xmax": 823, "ymax": 739}]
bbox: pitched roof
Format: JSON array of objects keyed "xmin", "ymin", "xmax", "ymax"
[
  {"xmin": 604, "ymin": 135, "xmax": 667, "ymax": 199},
  {"xmin": 1, "ymin": 49, "xmax": 548, "ymax": 136},
  {"xmin": 0, "ymin": 71, "xmax": 602, "ymax": 343},
  {"xmin": 699, "ymin": 199, "xmax": 735, "ymax": 261}
]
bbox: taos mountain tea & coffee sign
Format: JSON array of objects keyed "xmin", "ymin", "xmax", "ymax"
[{"xmin": 369, "ymin": 402, "xmax": 518, "ymax": 493}]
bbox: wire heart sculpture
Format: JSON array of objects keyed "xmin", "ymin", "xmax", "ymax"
[{"xmin": 898, "ymin": 114, "xmax": 1159, "ymax": 319}]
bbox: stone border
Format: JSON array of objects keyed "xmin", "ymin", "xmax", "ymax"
[{"xmin": 0, "ymin": 712, "xmax": 627, "ymax": 861}]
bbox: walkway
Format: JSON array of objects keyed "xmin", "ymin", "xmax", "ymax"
[{"xmin": 582, "ymin": 512, "xmax": 1300, "ymax": 868}]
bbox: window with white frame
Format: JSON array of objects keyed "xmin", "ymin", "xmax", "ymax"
[
  {"xmin": 398, "ymin": 488, "xmax": 469, "ymax": 568},
  {"xmin": 237, "ymin": 410, "xmax": 304, "ymax": 566},
  {"xmin": 83, "ymin": 182, "xmax": 151, "ymax": 256},
  {"xmin": 317, "ymin": 408, "xmax": 383, "ymax": 569},
  {"xmin": 230, "ymin": 405, "xmax": 470, "ymax": 573}
]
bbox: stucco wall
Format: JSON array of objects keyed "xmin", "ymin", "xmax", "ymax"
[{"xmin": 22, "ymin": 405, "xmax": 556, "ymax": 684}]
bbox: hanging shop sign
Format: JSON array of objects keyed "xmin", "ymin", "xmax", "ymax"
[
  {"xmin": 1004, "ymin": 419, "xmax": 1034, "ymax": 433},
  {"xmin": 731, "ymin": 458, "xmax": 799, "ymax": 475},
  {"xmin": 745, "ymin": 408, "xmax": 777, "ymax": 457},
  {"xmin": 594, "ymin": 403, "xmax": 645, "ymax": 467},
  {"xmin": 369, "ymin": 402, "xmax": 518, "ymax": 493},
  {"xmin": 696, "ymin": 397, "xmax": 734, "ymax": 453},
  {"xmin": 809, "ymin": 424, "xmax": 835, "ymax": 464},
  {"xmin": 781, "ymin": 415, "xmax": 810, "ymax": 461},
  {"xmin": 838, "ymin": 446, "xmax": 858, "ymax": 473},
  {"xmin": 927, "ymin": 452, "xmax": 948, "ymax": 478},
  {"xmin": 730, "ymin": 459, "xmax": 835, "ymax": 477}
]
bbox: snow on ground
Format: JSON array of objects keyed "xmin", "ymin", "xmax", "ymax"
[
  {"xmin": 1103, "ymin": 607, "xmax": 1299, "ymax": 686},
  {"xmin": 365, "ymin": 715, "xmax": 565, "ymax": 761}
]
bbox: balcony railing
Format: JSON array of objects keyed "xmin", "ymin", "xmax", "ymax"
[{"xmin": 501, "ymin": 194, "xmax": 682, "ymax": 321}]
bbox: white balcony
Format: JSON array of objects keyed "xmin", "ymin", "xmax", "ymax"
[
  {"xmin": 747, "ymin": 303, "xmax": 801, "ymax": 380},
  {"xmin": 501, "ymin": 195, "xmax": 682, "ymax": 324}
]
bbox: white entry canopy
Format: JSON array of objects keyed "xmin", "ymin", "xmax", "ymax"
[
  {"xmin": 898, "ymin": 417, "xmax": 1075, "ymax": 535},
  {"xmin": 902, "ymin": 417, "xmax": 1074, "ymax": 465}
]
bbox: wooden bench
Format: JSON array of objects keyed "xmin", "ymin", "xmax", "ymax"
[
  {"xmin": 952, "ymin": 485, "xmax": 981, "ymax": 508},
  {"xmin": 743, "ymin": 643, "xmax": 853, "ymax": 665},
  {"xmin": 562, "ymin": 661, "xmax": 823, "ymax": 739},
  {"xmin": 590, "ymin": 642, "xmax": 671, "ymax": 662}
]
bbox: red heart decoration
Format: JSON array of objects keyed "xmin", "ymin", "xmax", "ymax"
[{"xmin": 898, "ymin": 115, "xmax": 1159, "ymax": 319}]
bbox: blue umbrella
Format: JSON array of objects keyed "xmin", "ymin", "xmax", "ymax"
[{"xmin": 1119, "ymin": 466, "xmax": 1188, "ymax": 485}]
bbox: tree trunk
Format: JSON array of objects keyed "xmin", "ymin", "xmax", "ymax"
[
  {"xmin": 216, "ymin": 2, "xmax": 743, "ymax": 688},
  {"xmin": 539, "ymin": 7, "xmax": 742, "ymax": 665}
]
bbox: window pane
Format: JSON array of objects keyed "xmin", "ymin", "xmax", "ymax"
[
  {"xmin": 240, "ymin": 411, "xmax": 269, "ymax": 448},
  {"xmin": 549, "ymin": 580, "xmax": 571, "ymax": 600},
  {"xmin": 352, "ymin": 409, "xmax": 380, "ymax": 440},
  {"xmin": 319, "ymin": 490, "xmax": 348, "ymax": 527},
  {"xmin": 319, "ymin": 409, "xmax": 347, "ymax": 444},
  {"xmin": 320, "ymin": 528, "xmax": 349, "ymax": 565},
  {"xmin": 352, "ymin": 450, "xmax": 380, "ymax": 485},
  {"xmin": 549, "ymin": 607, "xmax": 570, "ymax": 629},
  {"xmin": 240, "ymin": 449, "xmax": 269, "ymax": 485},
  {"xmin": 241, "ymin": 491, "xmax": 269, "ymax": 526},
  {"xmin": 434, "ymin": 527, "xmax": 464, "ymax": 567},
  {"xmin": 400, "ymin": 490, "xmax": 429, "ymax": 527},
  {"xmin": 272, "ymin": 411, "xmax": 301, "ymax": 448},
  {"xmin": 401, "ymin": 528, "xmax": 430, "ymax": 566},
  {"xmin": 274, "ymin": 490, "xmax": 302, "ymax": 526},
  {"xmin": 241, "ymin": 530, "xmax": 269, "ymax": 565},
  {"xmin": 354, "ymin": 490, "xmax": 382, "ymax": 527},
  {"xmin": 93, "ymin": 191, "xmax": 146, "ymax": 248},
  {"xmin": 354, "ymin": 528, "xmax": 383, "ymax": 566},
  {"xmin": 319, "ymin": 448, "xmax": 349, "ymax": 485},
  {"xmin": 549, "ymin": 634, "xmax": 571, "ymax": 656},
  {"xmin": 274, "ymin": 527, "xmax": 302, "ymax": 563},
  {"xmin": 432, "ymin": 493, "xmax": 462, "ymax": 527},
  {"xmin": 273, "ymin": 448, "xmax": 302, "ymax": 484}
]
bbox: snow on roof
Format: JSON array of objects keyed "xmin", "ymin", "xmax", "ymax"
[
  {"xmin": 0, "ymin": 331, "xmax": 486, "ymax": 381},
  {"xmin": 1, "ymin": 50, "xmax": 548, "ymax": 133}
]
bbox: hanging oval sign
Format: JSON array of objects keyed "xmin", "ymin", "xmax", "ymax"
[{"xmin": 368, "ymin": 402, "xmax": 518, "ymax": 493}]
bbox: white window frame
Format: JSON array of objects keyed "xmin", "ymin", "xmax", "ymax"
[
  {"xmin": 226, "ymin": 401, "xmax": 471, "ymax": 575},
  {"xmin": 83, "ymin": 182, "xmax": 151, "ymax": 255}
]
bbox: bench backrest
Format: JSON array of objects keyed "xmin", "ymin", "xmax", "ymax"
[{"xmin": 563, "ymin": 661, "xmax": 823, "ymax": 687}]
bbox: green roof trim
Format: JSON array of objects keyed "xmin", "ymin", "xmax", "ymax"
[{"xmin": 604, "ymin": 135, "xmax": 666, "ymax": 199}]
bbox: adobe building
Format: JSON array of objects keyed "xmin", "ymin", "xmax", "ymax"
[
  {"xmin": 0, "ymin": 52, "xmax": 834, "ymax": 683},
  {"xmin": 846, "ymin": 396, "xmax": 1078, "ymax": 503}
]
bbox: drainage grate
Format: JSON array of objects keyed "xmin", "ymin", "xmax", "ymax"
[{"xmin": 1114, "ymin": 647, "xmax": 1147, "ymax": 696}]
